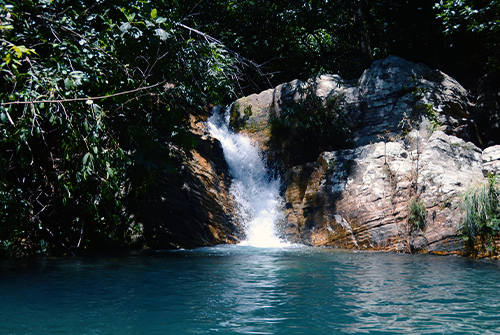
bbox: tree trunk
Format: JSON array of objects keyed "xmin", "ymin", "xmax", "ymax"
[{"xmin": 353, "ymin": 1, "xmax": 373, "ymax": 68}]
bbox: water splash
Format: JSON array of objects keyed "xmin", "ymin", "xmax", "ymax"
[{"xmin": 207, "ymin": 106, "xmax": 288, "ymax": 248}]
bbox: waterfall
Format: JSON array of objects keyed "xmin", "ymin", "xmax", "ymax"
[{"xmin": 207, "ymin": 106, "xmax": 288, "ymax": 248}]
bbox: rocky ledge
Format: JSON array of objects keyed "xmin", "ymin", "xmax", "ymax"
[{"xmin": 230, "ymin": 56, "xmax": 500, "ymax": 257}]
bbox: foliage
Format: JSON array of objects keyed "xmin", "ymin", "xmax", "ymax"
[
  {"xmin": 424, "ymin": 103, "xmax": 442, "ymax": 133},
  {"xmin": 435, "ymin": 0, "xmax": 500, "ymax": 35},
  {"xmin": 269, "ymin": 83, "xmax": 351, "ymax": 165},
  {"xmin": 461, "ymin": 174, "xmax": 500, "ymax": 249},
  {"xmin": 185, "ymin": 0, "xmax": 446, "ymax": 90},
  {"xmin": 435, "ymin": 0, "xmax": 500, "ymax": 73},
  {"xmin": 0, "ymin": 0, "xmax": 238, "ymax": 257},
  {"xmin": 398, "ymin": 113, "xmax": 424, "ymax": 197},
  {"xmin": 408, "ymin": 197, "xmax": 427, "ymax": 232}
]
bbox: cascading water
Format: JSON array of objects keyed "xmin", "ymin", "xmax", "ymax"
[{"xmin": 207, "ymin": 106, "xmax": 288, "ymax": 248}]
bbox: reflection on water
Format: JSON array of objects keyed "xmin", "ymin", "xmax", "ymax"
[
  {"xmin": 342, "ymin": 255, "xmax": 499, "ymax": 333},
  {"xmin": 206, "ymin": 249, "xmax": 289, "ymax": 334},
  {"xmin": 1, "ymin": 246, "xmax": 500, "ymax": 334}
]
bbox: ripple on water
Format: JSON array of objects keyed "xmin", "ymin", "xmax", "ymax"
[{"xmin": 1, "ymin": 247, "xmax": 500, "ymax": 334}]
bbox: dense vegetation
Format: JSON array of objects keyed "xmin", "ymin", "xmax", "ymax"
[
  {"xmin": 0, "ymin": 0, "xmax": 237, "ymax": 257},
  {"xmin": 461, "ymin": 175, "xmax": 500, "ymax": 253},
  {"xmin": 189, "ymin": 0, "xmax": 498, "ymax": 90},
  {"xmin": 1, "ymin": 0, "xmax": 499, "ymax": 257}
]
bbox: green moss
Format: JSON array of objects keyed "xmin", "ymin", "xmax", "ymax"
[
  {"xmin": 242, "ymin": 120, "xmax": 269, "ymax": 133},
  {"xmin": 229, "ymin": 101, "xmax": 255, "ymax": 132},
  {"xmin": 450, "ymin": 142, "xmax": 476, "ymax": 150},
  {"xmin": 244, "ymin": 105, "xmax": 252, "ymax": 117}
]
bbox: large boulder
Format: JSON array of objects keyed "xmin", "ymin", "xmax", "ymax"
[{"xmin": 230, "ymin": 56, "xmax": 500, "ymax": 257}]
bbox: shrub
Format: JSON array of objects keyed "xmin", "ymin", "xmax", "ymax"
[
  {"xmin": 461, "ymin": 175, "xmax": 500, "ymax": 248},
  {"xmin": 269, "ymin": 83, "xmax": 352, "ymax": 165},
  {"xmin": 408, "ymin": 197, "xmax": 427, "ymax": 231},
  {"xmin": 0, "ymin": 0, "xmax": 237, "ymax": 257}
]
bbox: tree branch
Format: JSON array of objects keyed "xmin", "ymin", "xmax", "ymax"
[
  {"xmin": 1, "ymin": 81, "xmax": 167, "ymax": 106},
  {"xmin": 176, "ymin": 23, "xmax": 273, "ymax": 88}
]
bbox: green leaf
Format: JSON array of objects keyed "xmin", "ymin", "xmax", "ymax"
[
  {"xmin": 151, "ymin": 9, "xmax": 157, "ymax": 19},
  {"xmin": 119, "ymin": 22, "xmax": 132, "ymax": 33},
  {"xmin": 155, "ymin": 28, "xmax": 170, "ymax": 40},
  {"xmin": 82, "ymin": 152, "xmax": 92, "ymax": 166},
  {"xmin": 155, "ymin": 17, "xmax": 167, "ymax": 24},
  {"xmin": 9, "ymin": 45, "xmax": 36, "ymax": 58},
  {"xmin": 63, "ymin": 184, "xmax": 71, "ymax": 198},
  {"xmin": 10, "ymin": 45, "xmax": 23, "ymax": 58},
  {"xmin": 0, "ymin": 24, "xmax": 13, "ymax": 31},
  {"xmin": 64, "ymin": 77, "xmax": 75, "ymax": 89},
  {"xmin": 3, "ymin": 53, "xmax": 12, "ymax": 65},
  {"xmin": 106, "ymin": 166, "xmax": 114, "ymax": 178}
]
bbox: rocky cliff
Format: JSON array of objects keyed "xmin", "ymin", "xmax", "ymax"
[
  {"xmin": 132, "ymin": 114, "xmax": 243, "ymax": 249},
  {"xmin": 230, "ymin": 56, "xmax": 500, "ymax": 257}
]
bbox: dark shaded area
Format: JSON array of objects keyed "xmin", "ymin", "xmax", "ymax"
[
  {"xmin": 475, "ymin": 73, "xmax": 500, "ymax": 146},
  {"xmin": 185, "ymin": 0, "xmax": 491, "ymax": 94},
  {"xmin": 268, "ymin": 82, "xmax": 353, "ymax": 168},
  {"xmin": 130, "ymin": 130, "xmax": 243, "ymax": 250}
]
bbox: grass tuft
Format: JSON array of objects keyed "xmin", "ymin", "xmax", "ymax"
[
  {"xmin": 408, "ymin": 197, "xmax": 427, "ymax": 231},
  {"xmin": 461, "ymin": 175, "xmax": 500, "ymax": 248}
]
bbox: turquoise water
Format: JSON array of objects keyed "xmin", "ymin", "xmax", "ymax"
[{"xmin": 1, "ymin": 245, "xmax": 500, "ymax": 334}]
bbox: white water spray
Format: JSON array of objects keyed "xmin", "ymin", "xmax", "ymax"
[{"xmin": 207, "ymin": 106, "xmax": 288, "ymax": 248}]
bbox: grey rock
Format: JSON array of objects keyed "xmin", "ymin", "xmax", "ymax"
[
  {"xmin": 482, "ymin": 145, "xmax": 500, "ymax": 176},
  {"xmin": 229, "ymin": 55, "xmax": 500, "ymax": 256}
]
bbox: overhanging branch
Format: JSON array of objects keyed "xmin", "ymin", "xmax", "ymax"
[
  {"xmin": 177, "ymin": 22, "xmax": 273, "ymax": 88},
  {"xmin": 1, "ymin": 80, "xmax": 167, "ymax": 106}
]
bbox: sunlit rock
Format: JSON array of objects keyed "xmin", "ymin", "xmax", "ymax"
[{"xmin": 229, "ymin": 55, "xmax": 500, "ymax": 257}]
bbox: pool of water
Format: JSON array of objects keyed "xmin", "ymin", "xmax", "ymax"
[{"xmin": 1, "ymin": 245, "xmax": 500, "ymax": 334}]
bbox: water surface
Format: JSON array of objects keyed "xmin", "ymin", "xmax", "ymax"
[{"xmin": 1, "ymin": 245, "xmax": 500, "ymax": 334}]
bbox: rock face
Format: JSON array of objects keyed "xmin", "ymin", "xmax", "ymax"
[
  {"xmin": 230, "ymin": 56, "xmax": 500, "ymax": 256},
  {"xmin": 132, "ymin": 115, "xmax": 243, "ymax": 249}
]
